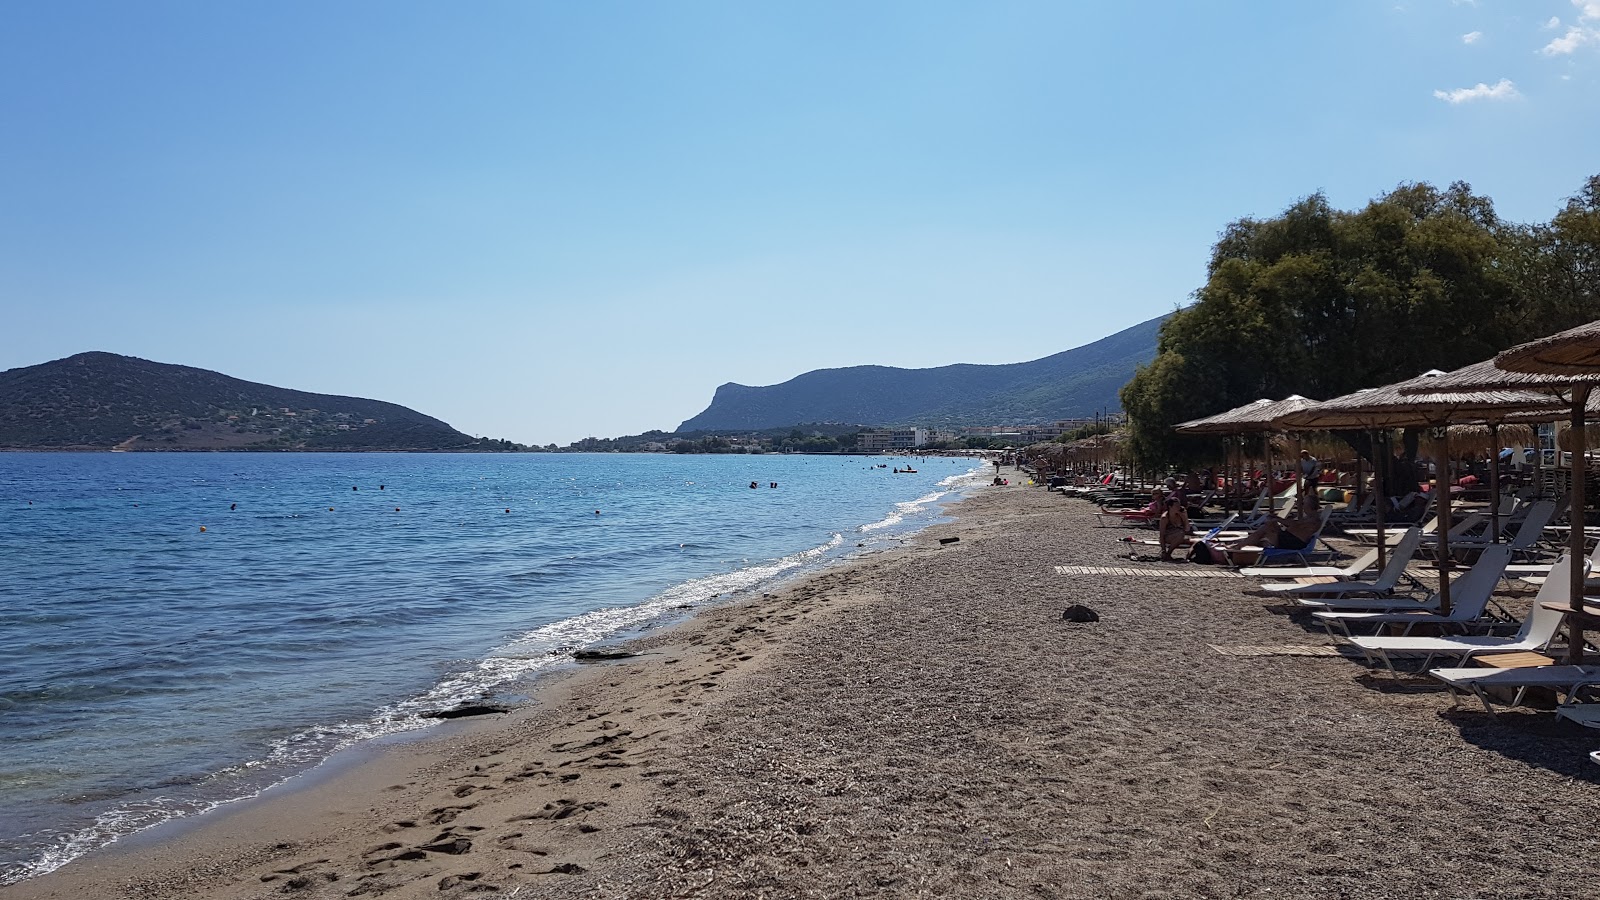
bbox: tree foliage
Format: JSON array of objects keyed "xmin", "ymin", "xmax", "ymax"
[{"xmin": 1121, "ymin": 176, "xmax": 1600, "ymax": 469}]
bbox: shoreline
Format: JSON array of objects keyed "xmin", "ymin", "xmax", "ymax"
[
  {"xmin": 1, "ymin": 464, "xmax": 984, "ymax": 894},
  {"xmin": 8, "ymin": 470, "xmax": 1600, "ymax": 899}
]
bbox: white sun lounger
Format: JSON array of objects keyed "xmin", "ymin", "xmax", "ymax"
[
  {"xmin": 1430, "ymin": 663, "xmax": 1600, "ymax": 714},
  {"xmin": 1312, "ymin": 545, "xmax": 1512, "ymax": 638},
  {"xmin": 1344, "ymin": 552, "xmax": 1571, "ymax": 674},
  {"xmin": 1240, "ymin": 545, "xmax": 1379, "ymax": 579},
  {"xmin": 1264, "ymin": 529, "xmax": 1422, "ymax": 600}
]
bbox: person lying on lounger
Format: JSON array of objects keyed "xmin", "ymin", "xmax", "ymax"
[{"xmin": 1221, "ymin": 511, "xmax": 1321, "ymax": 552}]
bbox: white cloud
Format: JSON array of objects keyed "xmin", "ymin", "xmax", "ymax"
[
  {"xmin": 1541, "ymin": 24, "xmax": 1600, "ymax": 54},
  {"xmin": 1462, "ymin": 30, "xmax": 1482, "ymax": 44},
  {"xmin": 1545, "ymin": 16, "xmax": 1563, "ymax": 28},
  {"xmin": 1432, "ymin": 78, "xmax": 1520, "ymax": 103},
  {"xmin": 1578, "ymin": 0, "xmax": 1600, "ymax": 21}
]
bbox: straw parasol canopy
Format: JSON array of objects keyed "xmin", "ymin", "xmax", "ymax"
[
  {"xmin": 1175, "ymin": 395, "xmax": 1321, "ymax": 434},
  {"xmin": 1497, "ymin": 319, "xmax": 1600, "ymax": 375},
  {"xmin": 1174, "ymin": 399, "xmax": 1274, "ymax": 434},
  {"xmin": 1420, "ymin": 423, "xmax": 1538, "ymax": 457},
  {"xmin": 1278, "ymin": 371, "xmax": 1565, "ymax": 430},
  {"xmin": 1395, "ymin": 357, "xmax": 1599, "ymax": 395},
  {"xmin": 1495, "ymin": 322, "xmax": 1600, "ymax": 666},
  {"xmin": 1278, "ymin": 370, "xmax": 1563, "ymax": 614},
  {"xmin": 1397, "ymin": 333, "xmax": 1600, "ymax": 665}
]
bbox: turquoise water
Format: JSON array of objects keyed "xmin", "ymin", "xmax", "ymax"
[{"xmin": 0, "ymin": 451, "xmax": 983, "ymax": 883}]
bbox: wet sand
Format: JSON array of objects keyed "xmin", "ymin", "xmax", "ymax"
[{"xmin": 8, "ymin": 471, "xmax": 1600, "ymax": 899}]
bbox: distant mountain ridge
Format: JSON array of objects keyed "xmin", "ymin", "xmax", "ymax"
[
  {"xmin": 0, "ymin": 352, "xmax": 492, "ymax": 451},
  {"xmin": 677, "ymin": 313, "xmax": 1169, "ymax": 432}
]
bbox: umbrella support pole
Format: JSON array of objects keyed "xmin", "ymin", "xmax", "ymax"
[
  {"xmin": 1488, "ymin": 423, "xmax": 1501, "ymax": 544},
  {"xmin": 1568, "ymin": 386, "xmax": 1591, "ymax": 666},
  {"xmin": 1436, "ymin": 426, "xmax": 1453, "ymax": 616},
  {"xmin": 1373, "ymin": 429, "xmax": 1387, "ymax": 571}
]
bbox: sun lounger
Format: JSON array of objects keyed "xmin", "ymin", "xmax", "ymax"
[
  {"xmin": 1233, "ymin": 508, "xmax": 1335, "ymax": 568},
  {"xmin": 1449, "ymin": 500, "xmax": 1559, "ymax": 562},
  {"xmin": 1341, "ymin": 551, "xmax": 1569, "ymax": 673},
  {"xmin": 1312, "ymin": 545, "xmax": 1513, "ymax": 637},
  {"xmin": 1556, "ymin": 702, "xmax": 1600, "ymax": 729},
  {"xmin": 1264, "ymin": 528, "xmax": 1422, "ymax": 600},
  {"xmin": 1240, "ymin": 545, "xmax": 1378, "ymax": 579},
  {"xmin": 1429, "ymin": 663, "xmax": 1600, "ymax": 714}
]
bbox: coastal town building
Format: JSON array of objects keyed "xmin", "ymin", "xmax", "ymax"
[{"xmin": 857, "ymin": 427, "xmax": 931, "ymax": 451}]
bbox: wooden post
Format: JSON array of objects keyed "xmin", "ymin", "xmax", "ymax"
[
  {"xmin": 1436, "ymin": 425, "xmax": 1453, "ymax": 616},
  {"xmin": 1373, "ymin": 429, "xmax": 1387, "ymax": 571},
  {"xmin": 1567, "ymin": 386, "xmax": 1591, "ymax": 666},
  {"xmin": 1488, "ymin": 422, "xmax": 1502, "ymax": 544}
]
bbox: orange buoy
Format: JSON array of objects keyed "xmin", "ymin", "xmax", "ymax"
[{"xmin": 199, "ymin": 525, "xmax": 207, "ymax": 532}]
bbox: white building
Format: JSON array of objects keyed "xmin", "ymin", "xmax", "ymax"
[{"xmin": 858, "ymin": 427, "xmax": 930, "ymax": 451}]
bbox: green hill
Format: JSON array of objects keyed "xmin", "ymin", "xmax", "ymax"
[
  {"xmin": 677, "ymin": 313, "xmax": 1168, "ymax": 432},
  {"xmin": 0, "ymin": 352, "xmax": 493, "ymax": 451}
]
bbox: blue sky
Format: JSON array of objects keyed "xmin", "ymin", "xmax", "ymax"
[{"xmin": 4, "ymin": 1, "xmax": 1598, "ymax": 445}]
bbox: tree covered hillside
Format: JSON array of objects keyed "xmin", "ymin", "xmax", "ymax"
[{"xmin": 0, "ymin": 352, "xmax": 513, "ymax": 450}]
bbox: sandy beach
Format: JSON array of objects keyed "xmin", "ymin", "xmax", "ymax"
[{"xmin": 8, "ymin": 470, "xmax": 1600, "ymax": 900}]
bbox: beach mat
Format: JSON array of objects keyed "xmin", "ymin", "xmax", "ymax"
[{"xmin": 1054, "ymin": 565, "xmax": 1243, "ymax": 578}]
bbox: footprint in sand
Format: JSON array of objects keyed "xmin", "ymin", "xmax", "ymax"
[{"xmin": 425, "ymin": 802, "xmax": 478, "ymax": 825}]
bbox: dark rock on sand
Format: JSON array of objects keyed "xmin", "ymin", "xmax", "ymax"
[
  {"xmin": 426, "ymin": 705, "xmax": 509, "ymax": 720},
  {"xmin": 572, "ymin": 648, "xmax": 637, "ymax": 661}
]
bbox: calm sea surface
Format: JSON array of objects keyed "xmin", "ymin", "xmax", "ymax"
[{"xmin": 0, "ymin": 451, "xmax": 985, "ymax": 883}]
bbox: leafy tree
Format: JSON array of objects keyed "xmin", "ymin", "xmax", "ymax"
[{"xmin": 1121, "ymin": 177, "xmax": 1600, "ymax": 470}]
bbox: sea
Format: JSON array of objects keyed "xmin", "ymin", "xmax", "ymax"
[{"xmin": 0, "ymin": 451, "xmax": 986, "ymax": 884}]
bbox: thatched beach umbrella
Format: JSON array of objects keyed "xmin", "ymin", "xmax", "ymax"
[
  {"xmin": 1408, "ymin": 325, "xmax": 1600, "ymax": 664},
  {"xmin": 1176, "ymin": 396, "xmax": 1321, "ymax": 509},
  {"xmin": 1279, "ymin": 372, "xmax": 1564, "ymax": 613}
]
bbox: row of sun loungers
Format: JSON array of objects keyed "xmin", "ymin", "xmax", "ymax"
[{"xmin": 1051, "ymin": 474, "xmax": 1600, "ymax": 768}]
